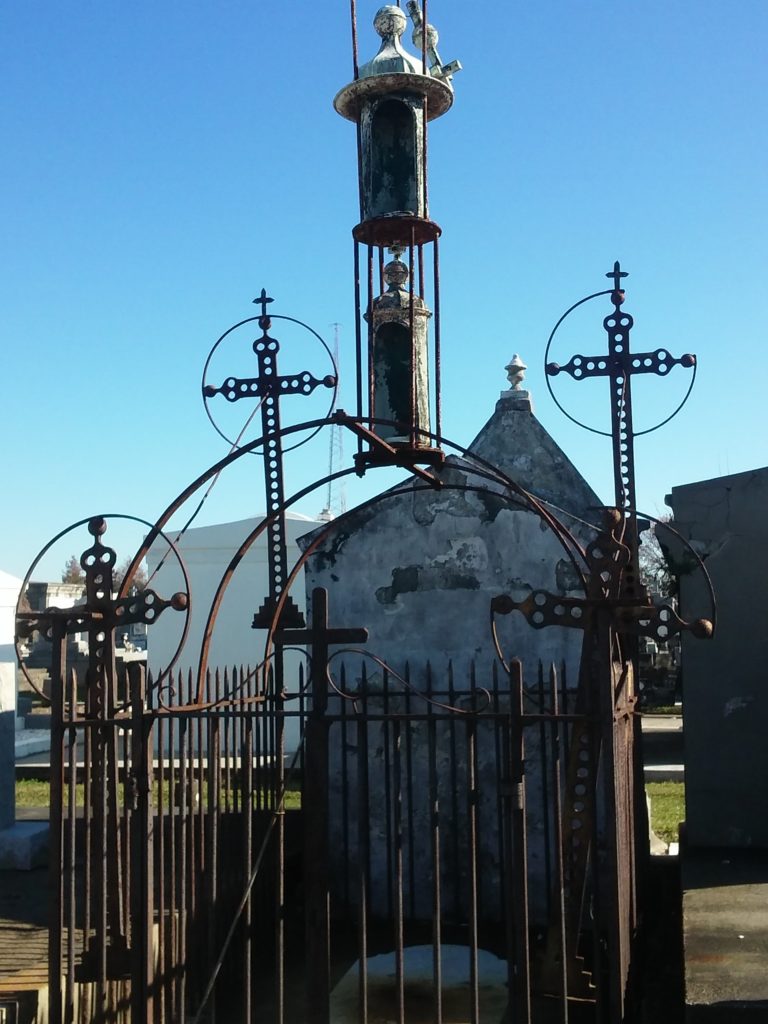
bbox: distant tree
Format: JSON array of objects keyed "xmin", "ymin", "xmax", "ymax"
[
  {"xmin": 639, "ymin": 517, "xmax": 675, "ymax": 598},
  {"xmin": 61, "ymin": 555, "xmax": 85, "ymax": 584},
  {"xmin": 113, "ymin": 557, "xmax": 148, "ymax": 595}
]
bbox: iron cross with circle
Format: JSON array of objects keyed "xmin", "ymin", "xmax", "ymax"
[
  {"xmin": 203, "ymin": 291, "xmax": 336, "ymax": 629},
  {"xmin": 546, "ymin": 262, "xmax": 695, "ymax": 388}
]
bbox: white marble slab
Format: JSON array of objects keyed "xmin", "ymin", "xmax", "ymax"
[{"xmin": 330, "ymin": 944, "xmax": 509, "ymax": 1023}]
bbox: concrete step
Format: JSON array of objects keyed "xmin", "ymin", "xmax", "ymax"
[
  {"xmin": 644, "ymin": 764, "xmax": 684, "ymax": 783},
  {"xmin": 14, "ymin": 730, "xmax": 51, "ymax": 760}
]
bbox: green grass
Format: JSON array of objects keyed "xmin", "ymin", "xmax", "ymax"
[
  {"xmin": 647, "ymin": 781, "xmax": 685, "ymax": 844},
  {"xmin": 16, "ymin": 778, "xmax": 52, "ymax": 807},
  {"xmin": 18, "ymin": 777, "xmax": 681, "ymax": 843},
  {"xmin": 16, "ymin": 778, "xmax": 301, "ymax": 811},
  {"xmin": 642, "ymin": 705, "xmax": 682, "ymax": 716}
]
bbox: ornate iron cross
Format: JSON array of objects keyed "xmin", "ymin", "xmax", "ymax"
[
  {"xmin": 546, "ymin": 262, "xmax": 695, "ymax": 600},
  {"xmin": 492, "ymin": 509, "xmax": 712, "ymax": 645},
  {"xmin": 17, "ymin": 518, "xmax": 188, "ymax": 695},
  {"xmin": 204, "ymin": 291, "xmax": 336, "ymax": 629},
  {"xmin": 16, "ymin": 517, "xmax": 186, "ymax": 980}
]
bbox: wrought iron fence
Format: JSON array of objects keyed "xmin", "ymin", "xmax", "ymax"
[{"xmin": 44, "ymin": 633, "xmax": 642, "ymax": 1024}]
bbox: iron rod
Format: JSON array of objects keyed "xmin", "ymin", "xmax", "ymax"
[
  {"xmin": 433, "ymin": 234, "xmax": 442, "ymax": 441},
  {"xmin": 356, "ymin": 671, "xmax": 370, "ymax": 1024},
  {"xmin": 427, "ymin": 677, "xmax": 442, "ymax": 1024},
  {"xmin": 550, "ymin": 664, "xmax": 569, "ymax": 1022}
]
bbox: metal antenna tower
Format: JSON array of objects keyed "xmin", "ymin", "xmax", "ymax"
[{"xmin": 318, "ymin": 323, "xmax": 347, "ymax": 521}]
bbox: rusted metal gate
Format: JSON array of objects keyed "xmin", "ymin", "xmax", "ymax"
[{"xmin": 25, "ymin": 570, "xmax": 657, "ymax": 1024}]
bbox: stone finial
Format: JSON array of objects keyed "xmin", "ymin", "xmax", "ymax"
[
  {"xmin": 374, "ymin": 5, "xmax": 407, "ymax": 39},
  {"xmin": 500, "ymin": 354, "xmax": 532, "ymax": 410},
  {"xmin": 505, "ymin": 354, "xmax": 527, "ymax": 391},
  {"xmin": 383, "ymin": 258, "xmax": 409, "ymax": 289}
]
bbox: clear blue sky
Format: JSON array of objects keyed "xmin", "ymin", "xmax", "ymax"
[{"xmin": 2, "ymin": 1, "xmax": 766, "ymax": 580}]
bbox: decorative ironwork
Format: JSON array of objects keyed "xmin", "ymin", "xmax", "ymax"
[
  {"xmin": 16, "ymin": 518, "xmax": 186, "ymax": 1017},
  {"xmin": 493, "ymin": 509, "xmax": 713, "ymax": 643},
  {"xmin": 545, "ymin": 262, "xmax": 696, "ymax": 601},
  {"xmin": 203, "ymin": 291, "xmax": 336, "ymax": 629},
  {"xmin": 492, "ymin": 506, "xmax": 712, "ymax": 1013}
]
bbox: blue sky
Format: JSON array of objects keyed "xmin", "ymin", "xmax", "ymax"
[{"xmin": 2, "ymin": 1, "xmax": 766, "ymax": 580}]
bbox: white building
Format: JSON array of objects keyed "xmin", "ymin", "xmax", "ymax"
[
  {"xmin": 1, "ymin": 570, "xmax": 22, "ymax": 833},
  {"xmin": 146, "ymin": 513, "xmax": 319, "ymax": 750}
]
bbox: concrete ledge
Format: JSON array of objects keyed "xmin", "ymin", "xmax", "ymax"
[
  {"xmin": 0, "ymin": 822, "xmax": 49, "ymax": 870},
  {"xmin": 683, "ymin": 847, "xmax": 768, "ymax": 1021},
  {"xmin": 14, "ymin": 731, "xmax": 51, "ymax": 760}
]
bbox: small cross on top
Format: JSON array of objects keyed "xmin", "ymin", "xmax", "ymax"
[
  {"xmin": 606, "ymin": 261, "xmax": 628, "ymax": 295},
  {"xmin": 253, "ymin": 288, "xmax": 274, "ymax": 328}
]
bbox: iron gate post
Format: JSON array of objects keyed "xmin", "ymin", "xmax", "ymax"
[
  {"xmin": 506, "ymin": 658, "xmax": 532, "ymax": 1023},
  {"xmin": 47, "ymin": 620, "xmax": 67, "ymax": 1024},
  {"xmin": 129, "ymin": 664, "xmax": 154, "ymax": 1023},
  {"xmin": 594, "ymin": 612, "xmax": 626, "ymax": 1024},
  {"xmin": 304, "ymin": 669, "xmax": 331, "ymax": 1024},
  {"xmin": 277, "ymin": 587, "xmax": 367, "ymax": 1023}
]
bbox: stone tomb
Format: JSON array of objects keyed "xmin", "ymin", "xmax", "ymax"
[{"xmin": 301, "ymin": 383, "xmax": 603, "ymax": 924}]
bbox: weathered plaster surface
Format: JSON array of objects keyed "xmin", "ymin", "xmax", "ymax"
[
  {"xmin": 299, "ymin": 396, "xmax": 605, "ymax": 921},
  {"xmin": 467, "ymin": 396, "xmax": 601, "ymax": 512},
  {"xmin": 301, "ymin": 398, "xmax": 602, "ymax": 681}
]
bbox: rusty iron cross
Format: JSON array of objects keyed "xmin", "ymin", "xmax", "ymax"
[
  {"xmin": 17, "ymin": 518, "xmax": 187, "ymax": 675},
  {"xmin": 546, "ymin": 262, "xmax": 695, "ymax": 515},
  {"xmin": 16, "ymin": 517, "xmax": 186, "ymax": 979},
  {"xmin": 546, "ymin": 262, "xmax": 695, "ymax": 602},
  {"xmin": 491, "ymin": 508, "xmax": 712, "ymax": 646},
  {"xmin": 275, "ymin": 587, "xmax": 368, "ymax": 713},
  {"xmin": 203, "ymin": 291, "xmax": 336, "ymax": 629}
]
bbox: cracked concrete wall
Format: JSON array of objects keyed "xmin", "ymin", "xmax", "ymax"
[{"xmin": 668, "ymin": 466, "xmax": 768, "ymax": 848}]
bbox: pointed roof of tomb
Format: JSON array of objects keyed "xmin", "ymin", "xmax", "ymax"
[{"xmin": 463, "ymin": 363, "xmax": 602, "ymax": 517}]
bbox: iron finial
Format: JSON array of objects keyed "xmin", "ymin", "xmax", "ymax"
[
  {"xmin": 606, "ymin": 261, "xmax": 628, "ymax": 303},
  {"xmin": 253, "ymin": 288, "xmax": 274, "ymax": 329}
]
